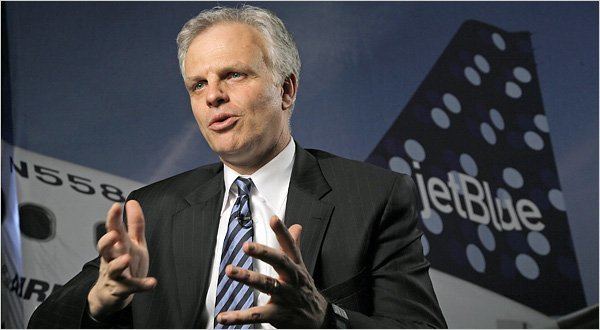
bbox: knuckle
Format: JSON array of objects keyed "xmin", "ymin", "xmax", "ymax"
[
  {"xmin": 108, "ymin": 286, "xmax": 118, "ymax": 296},
  {"xmin": 235, "ymin": 267, "xmax": 244, "ymax": 277},
  {"xmin": 282, "ymin": 255, "xmax": 293, "ymax": 269},
  {"xmin": 230, "ymin": 313, "xmax": 240, "ymax": 323},
  {"xmin": 264, "ymin": 276, "xmax": 274, "ymax": 289},
  {"xmin": 256, "ymin": 245, "xmax": 266, "ymax": 256}
]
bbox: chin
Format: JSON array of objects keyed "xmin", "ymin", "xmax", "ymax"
[{"xmin": 211, "ymin": 139, "xmax": 248, "ymax": 158}]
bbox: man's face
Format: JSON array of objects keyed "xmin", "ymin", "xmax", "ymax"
[{"xmin": 184, "ymin": 23, "xmax": 291, "ymax": 168}]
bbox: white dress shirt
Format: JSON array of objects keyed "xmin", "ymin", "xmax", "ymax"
[{"xmin": 202, "ymin": 139, "xmax": 295, "ymax": 329}]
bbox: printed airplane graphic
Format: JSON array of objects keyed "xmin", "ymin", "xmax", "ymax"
[{"xmin": 365, "ymin": 20, "xmax": 585, "ymax": 316}]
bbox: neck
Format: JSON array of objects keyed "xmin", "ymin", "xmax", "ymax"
[{"xmin": 222, "ymin": 134, "xmax": 291, "ymax": 175}]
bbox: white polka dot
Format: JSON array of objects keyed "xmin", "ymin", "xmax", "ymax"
[
  {"xmin": 524, "ymin": 131, "xmax": 544, "ymax": 150},
  {"xmin": 534, "ymin": 114, "xmax": 549, "ymax": 133},
  {"xmin": 464, "ymin": 67, "xmax": 482, "ymax": 86},
  {"xmin": 478, "ymin": 225, "xmax": 496, "ymax": 251},
  {"xmin": 431, "ymin": 108, "xmax": 450, "ymax": 129},
  {"xmin": 527, "ymin": 231, "xmax": 551, "ymax": 256},
  {"xmin": 421, "ymin": 235, "xmax": 430, "ymax": 256},
  {"xmin": 492, "ymin": 32, "xmax": 506, "ymax": 51},
  {"xmin": 516, "ymin": 254, "xmax": 540, "ymax": 280},
  {"xmin": 389, "ymin": 157, "xmax": 411, "ymax": 176},
  {"xmin": 480, "ymin": 122, "xmax": 497, "ymax": 145},
  {"xmin": 459, "ymin": 153, "xmax": 478, "ymax": 176},
  {"xmin": 513, "ymin": 67, "xmax": 532, "ymax": 83},
  {"xmin": 467, "ymin": 244, "xmax": 486, "ymax": 273},
  {"xmin": 489, "ymin": 108, "xmax": 505, "ymax": 130},
  {"xmin": 496, "ymin": 188, "xmax": 512, "ymax": 202},
  {"xmin": 404, "ymin": 139, "xmax": 426, "ymax": 162},
  {"xmin": 422, "ymin": 209, "xmax": 443, "ymax": 235},
  {"xmin": 505, "ymin": 81, "xmax": 522, "ymax": 98},
  {"xmin": 495, "ymin": 188, "xmax": 512, "ymax": 209},
  {"xmin": 474, "ymin": 54, "xmax": 490, "ymax": 73},
  {"xmin": 503, "ymin": 167, "xmax": 524, "ymax": 189},
  {"xmin": 548, "ymin": 189, "xmax": 566, "ymax": 211},
  {"xmin": 443, "ymin": 93, "xmax": 461, "ymax": 114}
]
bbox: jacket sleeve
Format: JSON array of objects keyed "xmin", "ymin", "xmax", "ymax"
[
  {"xmin": 334, "ymin": 174, "xmax": 447, "ymax": 329},
  {"xmin": 27, "ymin": 192, "xmax": 139, "ymax": 329},
  {"xmin": 27, "ymin": 257, "xmax": 97, "ymax": 328},
  {"xmin": 27, "ymin": 257, "xmax": 134, "ymax": 329}
]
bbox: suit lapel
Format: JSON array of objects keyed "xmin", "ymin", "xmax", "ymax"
[
  {"xmin": 284, "ymin": 144, "xmax": 333, "ymax": 276},
  {"xmin": 171, "ymin": 168, "xmax": 224, "ymax": 328}
]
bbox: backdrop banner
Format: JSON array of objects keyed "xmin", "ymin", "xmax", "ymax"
[
  {"xmin": 1, "ymin": 141, "xmax": 143, "ymax": 327},
  {"xmin": 366, "ymin": 20, "xmax": 586, "ymax": 316}
]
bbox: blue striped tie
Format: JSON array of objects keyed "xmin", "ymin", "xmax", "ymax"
[{"xmin": 215, "ymin": 177, "xmax": 255, "ymax": 329}]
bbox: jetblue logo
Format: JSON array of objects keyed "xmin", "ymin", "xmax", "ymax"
[{"xmin": 412, "ymin": 161, "xmax": 544, "ymax": 233}]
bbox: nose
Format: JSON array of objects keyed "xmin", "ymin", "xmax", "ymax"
[{"xmin": 205, "ymin": 81, "xmax": 229, "ymax": 108}]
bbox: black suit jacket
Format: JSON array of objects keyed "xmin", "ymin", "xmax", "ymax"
[{"xmin": 29, "ymin": 144, "xmax": 446, "ymax": 328}]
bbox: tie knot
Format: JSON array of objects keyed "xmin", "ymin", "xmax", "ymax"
[{"xmin": 234, "ymin": 177, "xmax": 252, "ymax": 196}]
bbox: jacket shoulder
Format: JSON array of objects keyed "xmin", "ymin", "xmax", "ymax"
[
  {"xmin": 129, "ymin": 162, "xmax": 222, "ymax": 207},
  {"xmin": 307, "ymin": 148, "xmax": 409, "ymax": 185}
]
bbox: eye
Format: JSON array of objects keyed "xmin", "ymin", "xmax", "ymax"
[
  {"xmin": 193, "ymin": 81, "xmax": 206, "ymax": 91},
  {"xmin": 228, "ymin": 72, "xmax": 244, "ymax": 79}
]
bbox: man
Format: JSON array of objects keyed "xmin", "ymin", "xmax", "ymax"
[{"xmin": 29, "ymin": 5, "xmax": 446, "ymax": 328}]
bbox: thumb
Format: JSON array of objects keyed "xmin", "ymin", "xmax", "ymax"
[{"xmin": 125, "ymin": 200, "xmax": 146, "ymax": 245}]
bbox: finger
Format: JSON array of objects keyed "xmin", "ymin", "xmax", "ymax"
[
  {"xmin": 243, "ymin": 242, "xmax": 298, "ymax": 284},
  {"xmin": 226, "ymin": 265, "xmax": 288, "ymax": 296},
  {"xmin": 217, "ymin": 305, "xmax": 277, "ymax": 326},
  {"xmin": 107, "ymin": 254, "xmax": 130, "ymax": 279},
  {"xmin": 125, "ymin": 200, "xmax": 146, "ymax": 245},
  {"xmin": 269, "ymin": 216, "xmax": 302, "ymax": 264},
  {"xmin": 288, "ymin": 224, "xmax": 303, "ymax": 252},
  {"xmin": 110, "ymin": 276, "xmax": 157, "ymax": 298},
  {"xmin": 97, "ymin": 230, "xmax": 120, "ymax": 260},
  {"xmin": 106, "ymin": 203, "xmax": 130, "ymax": 251},
  {"xmin": 105, "ymin": 203, "xmax": 125, "ymax": 232}
]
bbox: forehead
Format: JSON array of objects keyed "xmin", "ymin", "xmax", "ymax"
[{"xmin": 184, "ymin": 22, "xmax": 270, "ymax": 77}]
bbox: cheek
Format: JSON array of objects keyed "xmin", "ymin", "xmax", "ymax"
[
  {"xmin": 248, "ymin": 87, "xmax": 282, "ymax": 120},
  {"xmin": 190, "ymin": 99, "xmax": 208, "ymax": 125}
]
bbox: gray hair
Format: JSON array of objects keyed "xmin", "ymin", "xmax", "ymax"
[{"xmin": 176, "ymin": 5, "xmax": 301, "ymax": 85}]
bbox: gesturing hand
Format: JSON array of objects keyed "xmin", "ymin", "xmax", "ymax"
[
  {"xmin": 216, "ymin": 216, "xmax": 328, "ymax": 328},
  {"xmin": 87, "ymin": 201, "xmax": 157, "ymax": 319}
]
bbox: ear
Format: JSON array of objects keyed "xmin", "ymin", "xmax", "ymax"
[{"xmin": 281, "ymin": 73, "xmax": 298, "ymax": 111}]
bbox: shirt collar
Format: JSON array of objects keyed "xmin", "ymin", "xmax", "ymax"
[{"xmin": 222, "ymin": 139, "xmax": 296, "ymax": 213}]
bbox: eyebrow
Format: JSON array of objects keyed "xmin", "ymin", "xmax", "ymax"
[{"xmin": 185, "ymin": 62, "xmax": 254, "ymax": 82}]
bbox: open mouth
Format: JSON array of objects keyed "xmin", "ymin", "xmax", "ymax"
[{"xmin": 208, "ymin": 113, "xmax": 239, "ymax": 132}]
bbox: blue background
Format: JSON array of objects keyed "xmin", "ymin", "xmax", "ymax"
[{"xmin": 3, "ymin": 1, "xmax": 598, "ymax": 307}]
